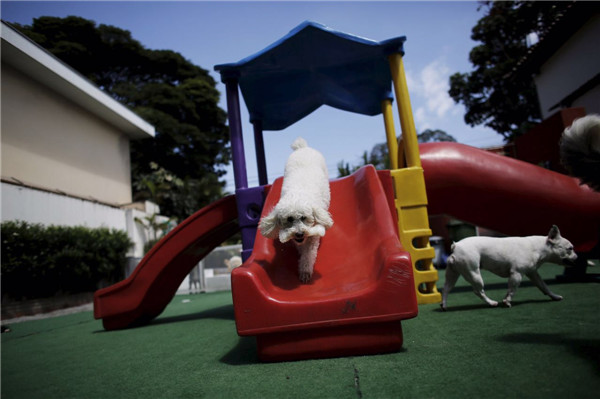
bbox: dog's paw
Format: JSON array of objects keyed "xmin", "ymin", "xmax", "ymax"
[
  {"xmin": 299, "ymin": 271, "xmax": 312, "ymax": 284},
  {"xmin": 501, "ymin": 299, "xmax": 511, "ymax": 308},
  {"xmin": 490, "ymin": 300, "xmax": 500, "ymax": 307},
  {"xmin": 308, "ymin": 224, "xmax": 326, "ymax": 237},
  {"xmin": 550, "ymin": 294, "xmax": 563, "ymax": 301},
  {"xmin": 440, "ymin": 304, "xmax": 447, "ymax": 312}
]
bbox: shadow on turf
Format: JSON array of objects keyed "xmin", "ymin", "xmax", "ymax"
[
  {"xmin": 443, "ymin": 279, "xmax": 564, "ymax": 294},
  {"xmin": 150, "ymin": 304, "xmax": 235, "ymax": 326},
  {"xmin": 93, "ymin": 304, "xmax": 235, "ymax": 333},
  {"xmin": 433, "ymin": 278, "xmax": 568, "ymax": 312},
  {"xmin": 433, "ymin": 298, "xmax": 555, "ymax": 312},
  {"xmin": 497, "ymin": 333, "xmax": 600, "ymax": 373},
  {"xmin": 220, "ymin": 336, "xmax": 259, "ymax": 365},
  {"xmin": 219, "ymin": 338, "xmax": 410, "ymax": 365}
]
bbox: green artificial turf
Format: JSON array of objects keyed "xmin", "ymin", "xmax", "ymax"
[{"xmin": 2, "ymin": 264, "xmax": 599, "ymax": 398}]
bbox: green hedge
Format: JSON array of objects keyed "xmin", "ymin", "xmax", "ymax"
[{"xmin": 1, "ymin": 221, "xmax": 132, "ymax": 300}]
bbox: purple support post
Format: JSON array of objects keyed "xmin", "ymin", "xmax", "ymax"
[
  {"xmin": 224, "ymin": 78, "xmax": 248, "ymax": 190},
  {"xmin": 253, "ymin": 120, "xmax": 268, "ymax": 186},
  {"xmin": 222, "ymin": 77, "xmax": 265, "ymax": 261},
  {"xmin": 236, "ymin": 186, "xmax": 265, "ymax": 262}
]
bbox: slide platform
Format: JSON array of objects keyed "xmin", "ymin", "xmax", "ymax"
[
  {"xmin": 231, "ymin": 166, "xmax": 418, "ymax": 361},
  {"xmin": 94, "ymin": 195, "xmax": 240, "ymax": 330},
  {"xmin": 420, "ymin": 142, "xmax": 600, "ymax": 252}
]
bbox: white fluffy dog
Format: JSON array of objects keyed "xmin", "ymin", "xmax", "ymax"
[
  {"xmin": 258, "ymin": 137, "xmax": 333, "ymax": 283},
  {"xmin": 560, "ymin": 114, "xmax": 600, "ymax": 191},
  {"xmin": 441, "ymin": 226, "xmax": 577, "ymax": 310}
]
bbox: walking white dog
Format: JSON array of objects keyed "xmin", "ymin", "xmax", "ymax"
[
  {"xmin": 258, "ymin": 137, "xmax": 333, "ymax": 283},
  {"xmin": 441, "ymin": 225, "xmax": 577, "ymax": 310}
]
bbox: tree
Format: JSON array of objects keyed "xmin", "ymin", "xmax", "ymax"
[
  {"xmin": 448, "ymin": 1, "xmax": 571, "ymax": 140},
  {"xmin": 417, "ymin": 129, "xmax": 457, "ymax": 143},
  {"xmin": 337, "ymin": 130, "xmax": 456, "ymax": 177},
  {"xmin": 13, "ymin": 16, "xmax": 230, "ymax": 220},
  {"xmin": 337, "ymin": 143, "xmax": 389, "ymax": 177}
]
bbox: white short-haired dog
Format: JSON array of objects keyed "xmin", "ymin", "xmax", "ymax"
[
  {"xmin": 259, "ymin": 137, "xmax": 334, "ymax": 283},
  {"xmin": 560, "ymin": 114, "xmax": 600, "ymax": 191},
  {"xmin": 441, "ymin": 225, "xmax": 577, "ymax": 310}
]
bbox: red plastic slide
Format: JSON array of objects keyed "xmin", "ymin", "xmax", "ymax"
[
  {"xmin": 94, "ymin": 195, "xmax": 239, "ymax": 330},
  {"xmin": 420, "ymin": 142, "xmax": 600, "ymax": 252},
  {"xmin": 231, "ymin": 166, "xmax": 418, "ymax": 361}
]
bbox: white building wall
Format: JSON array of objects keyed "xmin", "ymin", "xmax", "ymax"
[
  {"xmin": 1, "ymin": 182, "xmax": 167, "ymax": 258},
  {"xmin": 571, "ymin": 86, "xmax": 600, "ymax": 116},
  {"xmin": 2, "ymin": 181, "xmax": 239, "ymax": 291},
  {"xmin": 1, "ymin": 63, "xmax": 133, "ymax": 205},
  {"xmin": 534, "ymin": 15, "xmax": 600, "ymax": 118},
  {"xmin": 1, "ymin": 182, "xmax": 126, "ymax": 230}
]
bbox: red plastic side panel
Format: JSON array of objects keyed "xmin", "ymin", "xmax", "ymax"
[
  {"xmin": 231, "ymin": 166, "xmax": 417, "ymax": 360},
  {"xmin": 257, "ymin": 321, "xmax": 403, "ymax": 362},
  {"xmin": 94, "ymin": 195, "xmax": 239, "ymax": 330},
  {"xmin": 377, "ymin": 169, "xmax": 400, "ymax": 237},
  {"xmin": 420, "ymin": 142, "xmax": 600, "ymax": 252}
]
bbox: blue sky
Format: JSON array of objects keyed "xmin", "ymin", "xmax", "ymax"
[{"xmin": 2, "ymin": 1, "xmax": 506, "ymax": 193}]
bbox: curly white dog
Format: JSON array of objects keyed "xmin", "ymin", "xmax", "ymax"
[
  {"xmin": 259, "ymin": 137, "xmax": 333, "ymax": 283},
  {"xmin": 560, "ymin": 114, "xmax": 600, "ymax": 191}
]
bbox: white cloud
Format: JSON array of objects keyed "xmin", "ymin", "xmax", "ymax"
[
  {"xmin": 405, "ymin": 58, "xmax": 458, "ymax": 132},
  {"xmin": 404, "ymin": 69, "xmax": 422, "ymax": 97},
  {"xmin": 421, "ymin": 60, "xmax": 454, "ymax": 118},
  {"xmin": 414, "ymin": 107, "xmax": 430, "ymax": 130}
]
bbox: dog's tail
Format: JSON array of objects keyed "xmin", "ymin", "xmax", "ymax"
[
  {"xmin": 446, "ymin": 242, "xmax": 456, "ymax": 269},
  {"xmin": 446, "ymin": 254, "xmax": 456, "ymax": 269},
  {"xmin": 291, "ymin": 137, "xmax": 308, "ymax": 151}
]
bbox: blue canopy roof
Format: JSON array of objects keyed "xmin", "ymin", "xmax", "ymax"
[{"xmin": 214, "ymin": 21, "xmax": 406, "ymax": 131}]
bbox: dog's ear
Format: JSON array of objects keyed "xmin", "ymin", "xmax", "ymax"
[
  {"xmin": 313, "ymin": 207, "xmax": 333, "ymax": 230},
  {"xmin": 547, "ymin": 225, "xmax": 561, "ymax": 245},
  {"xmin": 258, "ymin": 210, "xmax": 280, "ymax": 239}
]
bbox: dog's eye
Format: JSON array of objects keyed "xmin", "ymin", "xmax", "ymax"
[
  {"xmin": 300, "ymin": 216, "xmax": 306, "ymax": 222},
  {"xmin": 287, "ymin": 216, "xmax": 294, "ymax": 223}
]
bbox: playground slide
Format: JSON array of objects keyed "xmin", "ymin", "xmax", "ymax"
[
  {"xmin": 94, "ymin": 195, "xmax": 239, "ymax": 330},
  {"xmin": 231, "ymin": 166, "xmax": 417, "ymax": 361},
  {"xmin": 420, "ymin": 142, "xmax": 600, "ymax": 252}
]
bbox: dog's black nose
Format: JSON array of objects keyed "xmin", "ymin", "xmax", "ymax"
[{"xmin": 295, "ymin": 232, "xmax": 304, "ymax": 239}]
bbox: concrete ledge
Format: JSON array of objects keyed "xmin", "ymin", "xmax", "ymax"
[{"xmin": 1, "ymin": 292, "xmax": 94, "ymax": 320}]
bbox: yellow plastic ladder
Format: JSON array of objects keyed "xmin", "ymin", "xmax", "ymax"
[{"xmin": 380, "ymin": 53, "xmax": 441, "ymax": 305}]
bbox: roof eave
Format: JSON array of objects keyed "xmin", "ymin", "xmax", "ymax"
[
  {"xmin": 1, "ymin": 21, "xmax": 155, "ymax": 140},
  {"xmin": 509, "ymin": 2, "xmax": 598, "ymax": 79}
]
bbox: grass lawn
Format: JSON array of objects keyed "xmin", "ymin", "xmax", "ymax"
[{"xmin": 2, "ymin": 263, "xmax": 599, "ymax": 398}]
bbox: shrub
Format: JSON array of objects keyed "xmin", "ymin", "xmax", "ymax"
[{"xmin": 1, "ymin": 221, "xmax": 132, "ymax": 300}]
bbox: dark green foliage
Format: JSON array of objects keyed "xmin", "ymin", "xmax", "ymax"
[
  {"xmin": 448, "ymin": 1, "xmax": 571, "ymax": 140},
  {"xmin": 337, "ymin": 142, "xmax": 392, "ymax": 178},
  {"xmin": 1, "ymin": 221, "xmax": 132, "ymax": 300},
  {"xmin": 337, "ymin": 130, "xmax": 456, "ymax": 177},
  {"xmin": 417, "ymin": 129, "xmax": 457, "ymax": 143},
  {"xmin": 12, "ymin": 16, "xmax": 230, "ymax": 220}
]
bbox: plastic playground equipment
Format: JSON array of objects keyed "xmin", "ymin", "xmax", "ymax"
[{"xmin": 94, "ymin": 22, "xmax": 600, "ymax": 361}]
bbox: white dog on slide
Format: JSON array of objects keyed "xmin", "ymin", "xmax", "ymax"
[
  {"xmin": 441, "ymin": 225, "xmax": 577, "ymax": 310},
  {"xmin": 258, "ymin": 137, "xmax": 334, "ymax": 283}
]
